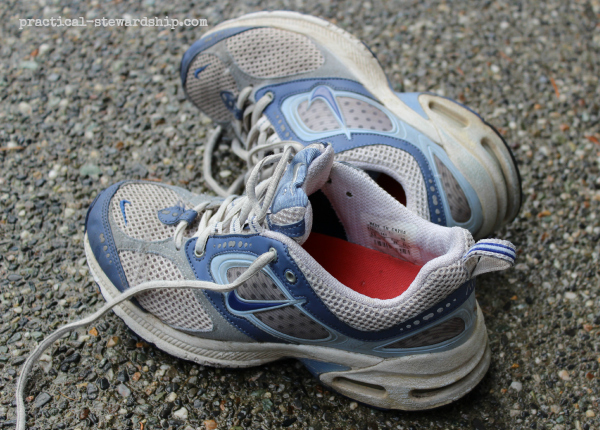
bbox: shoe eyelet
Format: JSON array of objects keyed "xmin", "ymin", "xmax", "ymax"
[
  {"xmin": 269, "ymin": 247, "xmax": 278, "ymax": 263},
  {"xmin": 285, "ymin": 270, "xmax": 296, "ymax": 284},
  {"xmin": 194, "ymin": 248, "xmax": 205, "ymax": 259}
]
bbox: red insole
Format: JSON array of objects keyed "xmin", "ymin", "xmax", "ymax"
[{"xmin": 302, "ymin": 233, "xmax": 422, "ymax": 300}]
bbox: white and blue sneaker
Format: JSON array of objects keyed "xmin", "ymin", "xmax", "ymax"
[
  {"xmin": 181, "ymin": 11, "xmax": 522, "ymax": 239},
  {"xmin": 16, "ymin": 144, "xmax": 516, "ymax": 424}
]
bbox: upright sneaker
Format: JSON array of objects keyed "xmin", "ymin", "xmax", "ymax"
[
  {"xmin": 180, "ymin": 11, "xmax": 522, "ymax": 239},
  {"xmin": 17, "ymin": 144, "xmax": 516, "ymax": 424}
]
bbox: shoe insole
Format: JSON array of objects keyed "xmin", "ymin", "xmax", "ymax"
[{"xmin": 302, "ymin": 232, "xmax": 422, "ymax": 300}]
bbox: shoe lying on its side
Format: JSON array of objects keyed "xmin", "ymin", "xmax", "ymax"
[
  {"xmin": 16, "ymin": 144, "xmax": 516, "ymax": 425},
  {"xmin": 181, "ymin": 11, "xmax": 522, "ymax": 239}
]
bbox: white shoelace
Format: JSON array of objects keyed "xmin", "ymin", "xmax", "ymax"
[
  {"xmin": 203, "ymin": 86, "xmax": 304, "ymax": 197},
  {"xmin": 15, "ymin": 147, "xmax": 298, "ymax": 430}
]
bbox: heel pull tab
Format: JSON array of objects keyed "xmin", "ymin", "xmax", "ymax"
[{"xmin": 464, "ymin": 239, "xmax": 516, "ymax": 277}]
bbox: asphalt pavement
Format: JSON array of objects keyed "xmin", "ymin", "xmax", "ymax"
[{"xmin": 1, "ymin": 0, "xmax": 600, "ymax": 429}]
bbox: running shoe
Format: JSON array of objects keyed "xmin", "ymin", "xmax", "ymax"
[
  {"xmin": 17, "ymin": 144, "xmax": 516, "ymax": 426},
  {"xmin": 180, "ymin": 11, "xmax": 522, "ymax": 239}
]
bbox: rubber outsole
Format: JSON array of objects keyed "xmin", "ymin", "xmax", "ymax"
[
  {"xmin": 192, "ymin": 11, "xmax": 522, "ymax": 238},
  {"xmin": 84, "ymin": 233, "xmax": 490, "ymax": 410}
]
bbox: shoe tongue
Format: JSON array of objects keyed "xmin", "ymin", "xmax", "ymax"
[{"xmin": 267, "ymin": 143, "xmax": 334, "ymax": 244}]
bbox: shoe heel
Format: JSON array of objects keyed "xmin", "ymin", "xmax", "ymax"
[
  {"xmin": 310, "ymin": 303, "xmax": 490, "ymax": 410},
  {"xmin": 420, "ymin": 94, "xmax": 522, "ymax": 228}
]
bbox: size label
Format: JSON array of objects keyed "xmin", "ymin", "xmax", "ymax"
[{"xmin": 361, "ymin": 214, "xmax": 421, "ymax": 263}]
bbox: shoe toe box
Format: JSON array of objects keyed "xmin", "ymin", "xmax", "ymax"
[
  {"xmin": 86, "ymin": 180, "xmax": 198, "ymax": 292},
  {"xmin": 85, "ymin": 181, "xmax": 130, "ymax": 292}
]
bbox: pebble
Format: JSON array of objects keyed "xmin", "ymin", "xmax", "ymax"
[
  {"xmin": 116, "ymin": 370, "xmax": 129, "ymax": 383},
  {"xmin": 166, "ymin": 392, "xmax": 177, "ymax": 402},
  {"xmin": 586, "ymin": 410, "xmax": 595, "ymax": 418},
  {"xmin": 33, "ymin": 392, "xmax": 52, "ymax": 409},
  {"xmin": 38, "ymin": 354, "xmax": 52, "ymax": 373},
  {"xmin": 98, "ymin": 377, "xmax": 110, "ymax": 390},
  {"xmin": 38, "ymin": 43, "xmax": 50, "ymax": 55},
  {"xmin": 87, "ymin": 383, "xmax": 99, "ymax": 400},
  {"xmin": 173, "ymin": 407, "xmax": 188, "ymax": 420},
  {"xmin": 558, "ymin": 370, "xmax": 570, "ymax": 381},
  {"xmin": 18, "ymin": 102, "xmax": 32, "ymax": 116},
  {"xmin": 204, "ymin": 420, "xmax": 218, "ymax": 430},
  {"xmin": 106, "ymin": 336, "xmax": 120, "ymax": 348},
  {"xmin": 19, "ymin": 61, "xmax": 38, "ymax": 70},
  {"xmin": 510, "ymin": 381, "xmax": 522, "ymax": 392},
  {"xmin": 80, "ymin": 407, "xmax": 90, "ymax": 420},
  {"xmin": 349, "ymin": 402, "xmax": 358, "ymax": 410},
  {"xmin": 79, "ymin": 163, "xmax": 102, "ymax": 177},
  {"xmin": 116, "ymin": 384, "xmax": 131, "ymax": 398},
  {"xmin": 7, "ymin": 333, "xmax": 22, "ymax": 344}
]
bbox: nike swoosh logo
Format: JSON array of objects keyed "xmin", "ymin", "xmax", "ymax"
[
  {"xmin": 226, "ymin": 291, "xmax": 298, "ymax": 314},
  {"xmin": 308, "ymin": 85, "xmax": 351, "ymax": 139},
  {"xmin": 119, "ymin": 200, "xmax": 131, "ymax": 225},
  {"xmin": 194, "ymin": 64, "xmax": 210, "ymax": 79}
]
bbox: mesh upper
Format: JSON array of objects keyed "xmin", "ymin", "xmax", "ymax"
[
  {"xmin": 434, "ymin": 155, "xmax": 472, "ymax": 223},
  {"xmin": 226, "ymin": 267, "xmax": 329, "ymax": 339},
  {"xmin": 112, "ymin": 183, "xmax": 182, "ymax": 242},
  {"xmin": 255, "ymin": 306, "xmax": 330, "ymax": 340},
  {"xmin": 384, "ymin": 317, "xmax": 465, "ymax": 348},
  {"xmin": 111, "ymin": 183, "xmax": 198, "ymax": 242},
  {"xmin": 184, "ymin": 53, "xmax": 237, "ymax": 122},
  {"xmin": 335, "ymin": 145, "xmax": 430, "ymax": 221},
  {"xmin": 298, "ymin": 99, "xmax": 340, "ymax": 132},
  {"xmin": 290, "ymin": 251, "xmax": 469, "ymax": 332},
  {"xmin": 338, "ymin": 97, "xmax": 393, "ymax": 131},
  {"xmin": 298, "ymin": 97, "xmax": 393, "ymax": 132},
  {"xmin": 119, "ymin": 251, "xmax": 213, "ymax": 331},
  {"xmin": 268, "ymin": 206, "xmax": 306, "ymax": 226},
  {"xmin": 225, "ymin": 28, "xmax": 324, "ymax": 78},
  {"xmin": 227, "ymin": 267, "xmax": 287, "ymax": 301}
]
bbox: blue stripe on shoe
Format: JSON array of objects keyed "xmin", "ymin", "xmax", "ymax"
[{"xmin": 466, "ymin": 243, "xmax": 516, "ymax": 260}]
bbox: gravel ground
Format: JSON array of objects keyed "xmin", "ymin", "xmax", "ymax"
[{"xmin": 1, "ymin": 0, "xmax": 600, "ymax": 429}]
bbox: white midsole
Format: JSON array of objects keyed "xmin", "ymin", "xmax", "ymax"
[{"xmin": 207, "ymin": 11, "xmax": 520, "ymax": 237}]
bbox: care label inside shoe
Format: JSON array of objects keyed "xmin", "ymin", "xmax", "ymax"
[{"xmin": 361, "ymin": 213, "xmax": 422, "ymax": 264}]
